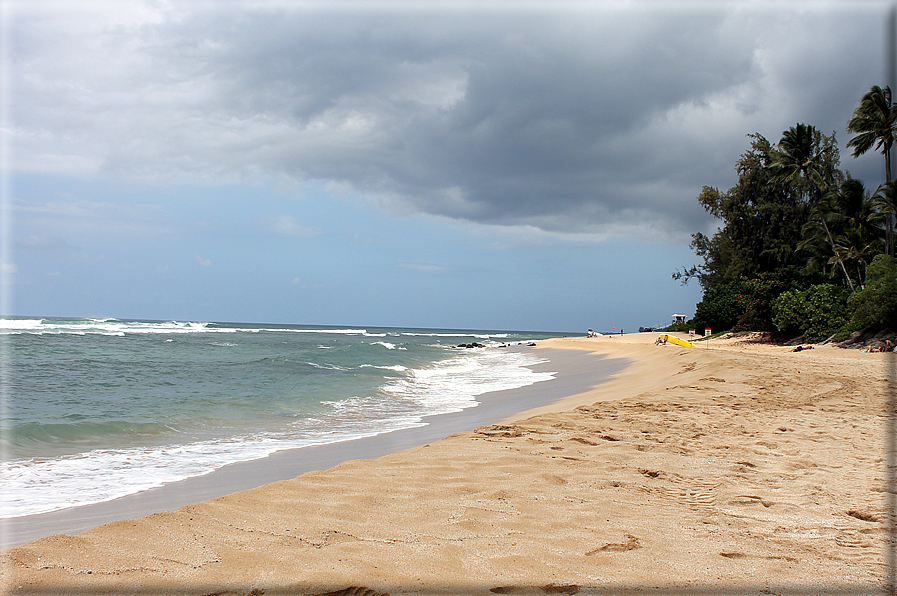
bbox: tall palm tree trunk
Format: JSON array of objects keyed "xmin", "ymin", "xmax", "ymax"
[
  {"xmin": 887, "ymin": 147, "xmax": 895, "ymax": 256},
  {"xmin": 812, "ymin": 188, "xmax": 856, "ymax": 292},
  {"xmin": 886, "ymin": 146, "xmax": 892, "ymax": 184}
]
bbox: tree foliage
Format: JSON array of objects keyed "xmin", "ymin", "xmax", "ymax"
[
  {"xmin": 772, "ymin": 284, "xmax": 851, "ymax": 343},
  {"xmin": 873, "ymin": 180, "xmax": 897, "ymax": 258},
  {"xmin": 847, "ymin": 85, "xmax": 897, "ymax": 182},
  {"xmin": 847, "ymin": 85, "xmax": 897, "ymax": 256},
  {"xmin": 674, "ymin": 90, "xmax": 897, "ymax": 338},
  {"xmin": 674, "ymin": 134, "xmax": 812, "ymax": 289},
  {"xmin": 847, "ymin": 254, "xmax": 897, "ymax": 329},
  {"xmin": 691, "ymin": 271, "xmax": 797, "ymax": 333},
  {"xmin": 800, "ymin": 178, "xmax": 884, "ymax": 289},
  {"xmin": 771, "ymin": 124, "xmax": 854, "ymax": 290},
  {"xmin": 691, "ymin": 279, "xmax": 745, "ymax": 332}
]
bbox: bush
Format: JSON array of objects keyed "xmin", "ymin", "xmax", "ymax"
[
  {"xmin": 772, "ymin": 284, "xmax": 851, "ymax": 343},
  {"xmin": 772, "ymin": 290, "xmax": 804, "ymax": 335},
  {"xmin": 692, "ymin": 280, "xmax": 744, "ymax": 332},
  {"xmin": 848, "ymin": 254, "xmax": 897, "ymax": 329},
  {"xmin": 692, "ymin": 273, "xmax": 790, "ymax": 333},
  {"xmin": 733, "ymin": 274, "xmax": 789, "ymax": 331}
]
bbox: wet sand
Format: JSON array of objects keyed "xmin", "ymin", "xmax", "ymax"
[{"xmin": 2, "ymin": 333, "xmax": 892, "ymax": 595}]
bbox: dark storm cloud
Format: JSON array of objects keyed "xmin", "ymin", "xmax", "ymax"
[{"xmin": 10, "ymin": 1, "xmax": 890, "ymax": 239}]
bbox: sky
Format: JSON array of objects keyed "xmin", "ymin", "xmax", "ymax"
[{"xmin": 2, "ymin": 0, "xmax": 894, "ymax": 333}]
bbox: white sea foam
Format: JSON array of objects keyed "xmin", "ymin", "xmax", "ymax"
[
  {"xmin": 0, "ymin": 319, "xmax": 217, "ymax": 336},
  {"xmin": 370, "ymin": 341, "xmax": 407, "ymax": 350},
  {"xmin": 2, "ymin": 321, "xmax": 558, "ymax": 519},
  {"xmin": 0, "ymin": 318, "xmax": 43, "ymax": 331},
  {"xmin": 401, "ymin": 331, "xmax": 510, "ymax": 339},
  {"xmin": 378, "ymin": 350, "xmax": 554, "ymax": 416},
  {"xmin": 0, "ymin": 319, "xmax": 524, "ymax": 342},
  {"xmin": 0, "ymin": 425, "xmax": 415, "ymax": 518},
  {"xmin": 0, "ymin": 318, "xmax": 370, "ymax": 336},
  {"xmin": 305, "ymin": 362, "xmax": 349, "ymax": 371}
]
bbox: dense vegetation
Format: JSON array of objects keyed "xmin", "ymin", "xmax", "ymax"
[{"xmin": 674, "ymin": 85, "xmax": 897, "ymax": 342}]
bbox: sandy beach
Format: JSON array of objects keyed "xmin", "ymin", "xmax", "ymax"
[{"xmin": 2, "ymin": 333, "xmax": 892, "ymax": 595}]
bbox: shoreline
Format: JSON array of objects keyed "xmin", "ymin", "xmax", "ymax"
[
  {"xmin": 3, "ymin": 333, "xmax": 890, "ymax": 594},
  {"xmin": 2, "ymin": 344, "xmax": 628, "ymax": 548}
]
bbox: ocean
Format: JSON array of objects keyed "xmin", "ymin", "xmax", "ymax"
[{"xmin": 0, "ymin": 317, "xmax": 562, "ymax": 520}]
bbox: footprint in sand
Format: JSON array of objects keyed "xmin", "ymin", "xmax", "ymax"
[
  {"xmin": 489, "ymin": 584, "xmax": 580, "ymax": 594},
  {"xmin": 586, "ymin": 534, "xmax": 641, "ymax": 555},
  {"xmin": 312, "ymin": 588, "xmax": 390, "ymax": 596},
  {"xmin": 728, "ymin": 495, "xmax": 775, "ymax": 508},
  {"xmin": 475, "ymin": 424, "xmax": 524, "ymax": 437},
  {"xmin": 835, "ymin": 529, "xmax": 875, "ymax": 548},
  {"xmin": 847, "ymin": 509, "xmax": 879, "ymax": 522},
  {"xmin": 540, "ymin": 473, "xmax": 568, "ymax": 485}
]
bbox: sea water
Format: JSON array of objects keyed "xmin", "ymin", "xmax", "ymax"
[{"xmin": 0, "ymin": 318, "xmax": 561, "ymax": 518}]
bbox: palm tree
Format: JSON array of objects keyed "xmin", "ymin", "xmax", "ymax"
[
  {"xmin": 772, "ymin": 124, "xmax": 855, "ymax": 291},
  {"xmin": 798, "ymin": 192, "xmax": 842, "ymax": 279},
  {"xmin": 848, "ymin": 85, "xmax": 897, "ymax": 180},
  {"xmin": 831, "ymin": 228, "xmax": 879, "ymax": 289},
  {"xmin": 828, "ymin": 179, "xmax": 885, "ymax": 288},
  {"xmin": 835, "ymin": 179, "xmax": 885, "ymax": 244},
  {"xmin": 847, "ymin": 85, "xmax": 897, "ymax": 255},
  {"xmin": 874, "ymin": 180, "xmax": 897, "ymax": 257}
]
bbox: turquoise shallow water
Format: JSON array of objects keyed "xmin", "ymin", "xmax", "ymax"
[{"xmin": 1, "ymin": 317, "xmax": 562, "ymax": 517}]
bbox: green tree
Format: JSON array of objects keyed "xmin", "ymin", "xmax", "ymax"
[
  {"xmin": 873, "ymin": 180, "xmax": 897, "ymax": 257},
  {"xmin": 733, "ymin": 274, "xmax": 791, "ymax": 331},
  {"xmin": 674, "ymin": 134, "xmax": 811, "ymax": 289},
  {"xmin": 800, "ymin": 179, "xmax": 884, "ymax": 288},
  {"xmin": 847, "ymin": 85, "xmax": 897, "ymax": 255},
  {"xmin": 771, "ymin": 124, "xmax": 854, "ymax": 291},
  {"xmin": 833, "ymin": 179, "xmax": 885, "ymax": 246},
  {"xmin": 772, "ymin": 284, "xmax": 851, "ymax": 342},
  {"xmin": 691, "ymin": 279, "xmax": 745, "ymax": 332},
  {"xmin": 847, "ymin": 85, "xmax": 897, "ymax": 182},
  {"xmin": 691, "ymin": 272, "xmax": 793, "ymax": 333},
  {"xmin": 798, "ymin": 192, "xmax": 841, "ymax": 279},
  {"xmin": 847, "ymin": 254, "xmax": 897, "ymax": 329}
]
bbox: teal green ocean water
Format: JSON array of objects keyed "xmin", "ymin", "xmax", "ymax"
[{"xmin": 1, "ymin": 318, "xmax": 562, "ymax": 518}]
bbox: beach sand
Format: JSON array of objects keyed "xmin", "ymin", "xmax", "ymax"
[{"xmin": 2, "ymin": 333, "xmax": 892, "ymax": 595}]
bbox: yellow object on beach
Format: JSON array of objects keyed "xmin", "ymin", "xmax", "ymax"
[{"xmin": 659, "ymin": 334, "xmax": 696, "ymax": 348}]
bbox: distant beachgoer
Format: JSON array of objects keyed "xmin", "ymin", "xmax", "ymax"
[{"xmin": 864, "ymin": 341, "xmax": 894, "ymax": 353}]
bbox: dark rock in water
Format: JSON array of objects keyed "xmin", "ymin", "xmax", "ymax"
[
  {"xmin": 528, "ymin": 342, "xmax": 537, "ymax": 346},
  {"xmin": 456, "ymin": 342, "xmax": 485, "ymax": 348}
]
